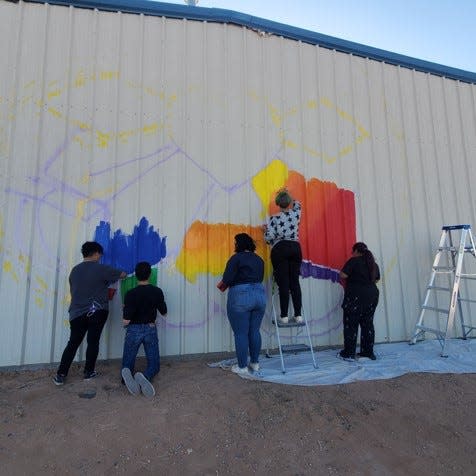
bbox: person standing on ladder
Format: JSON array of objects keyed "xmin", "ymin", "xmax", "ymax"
[
  {"xmin": 339, "ymin": 242, "xmax": 380, "ymax": 361},
  {"xmin": 263, "ymin": 189, "xmax": 303, "ymax": 325}
]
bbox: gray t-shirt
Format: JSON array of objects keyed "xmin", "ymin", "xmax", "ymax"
[{"xmin": 68, "ymin": 261, "xmax": 123, "ymax": 320}]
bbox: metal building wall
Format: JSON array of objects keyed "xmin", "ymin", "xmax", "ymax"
[{"xmin": 1, "ymin": 1, "xmax": 475, "ymax": 366}]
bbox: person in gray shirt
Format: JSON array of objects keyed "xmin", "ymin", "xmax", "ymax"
[{"xmin": 53, "ymin": 242, "xmax": 126, "ymax": 385}]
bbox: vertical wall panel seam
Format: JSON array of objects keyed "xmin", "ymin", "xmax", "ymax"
[
  {"xmin": 455, "ymin": 83, "xmax": 476, "ymax": 223},
  {"xmin": 441, "ymin": 79, "xmax": 460, "ymax": 223},
  {"xmin": 103, "ymin": 11, "xmax": 124, "ymax": 358},
  {"xmin": 379, "ymin": 62, "xmax": 407, "ymax": 339},
  {"xmin": 0, "ymin": 1, "xmax": 24, "ymax": 303},
  {"xmin": 180, "ymin": 18, "xmax": 188, "ymax": 356},
  {"xmin": 452, "ymin": 82, "xmax": 474, "ymax": 324},
  {"xmin": 424, "ymin": 73, "xmax": 446, "ymax": 331},
  {"xmin": 224, "ymin": 22, "xmax": 232, "ymax": 352},
  {"xmin": 363, "ymin": 58, "xmax": 389, "ymax": 341},
  {"xmin": 20, "ymin": 3, "xmax": 50, "ymax": 364},
  {"xmin": 203, "ymin": 20, "xmax": 210, "ymax": 353},
  {"xmin": 50, "ymin": 5, "xmax": 76, "ymax": 363},
  {"xmin": 78, "ymin": 8, "xmax": 101, "ymax": 362},
  {"xmin": 410, "ymin": 69, "xmax": 432, "ymax": 303},
  {"xmin": 395, "ymin": 66, "xmax": 422, "ymax": 336}
]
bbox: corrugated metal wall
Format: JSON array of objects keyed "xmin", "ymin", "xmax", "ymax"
[{"xmin": 1, "ymin": 1, "xmax": 475, "ymax": 366}]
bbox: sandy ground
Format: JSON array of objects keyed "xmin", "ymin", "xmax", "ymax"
[{"xmin": 1, "ymin": 356, "xmax": 475, "ymax": 476}]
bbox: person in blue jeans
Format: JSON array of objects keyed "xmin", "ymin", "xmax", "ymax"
[
  {"xmin": 121, "ymin": 261, "xmax": 167, "ymax": 397},
  {"xmin": 220, "ymin": 233, "xmax": 266, "ymax": 375}
]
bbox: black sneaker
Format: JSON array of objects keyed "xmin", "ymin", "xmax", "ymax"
[
  {"xmin": 337, "ymin": 351, "xmax": 356, "ymax": 362},
  {"xmin": 53, "ymin": 374, "xmax": 65, "ymax": 386},
  {"xmin": 83, "ymin": 371, "xmax": 97, "ymax": 380},
  {"xmin": 358, "ymin": 352, "xmax": 377, "ymax": 361}
]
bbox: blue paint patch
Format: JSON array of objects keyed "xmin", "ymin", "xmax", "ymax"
[{"xmin": 94, "ymin": 217, "xmax": 166, "ymax": 274}]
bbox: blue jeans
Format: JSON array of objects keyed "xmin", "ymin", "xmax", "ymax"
[
  {"xmin": 227, "ymin": 283, "xmax": 266, "ymax": 368},
  {"xmin": 122, "ymin": 324, "xmax": 160, "ymax": 381}
]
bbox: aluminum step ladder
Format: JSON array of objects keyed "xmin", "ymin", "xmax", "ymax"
[
  {"xmin": 410, "ymin": 224, "xmax": 476, "ymax": 356},
  {"xmin": 266, "ymin": 280, "xmax": 318, "ymax": 373}
]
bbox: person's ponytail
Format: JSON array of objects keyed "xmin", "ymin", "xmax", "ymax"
[{"xmin": 353, "ymin": 242, "xmax": 377, "ymax": 281}]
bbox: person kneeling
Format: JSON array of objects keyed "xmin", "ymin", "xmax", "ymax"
[{"xmin": 121, "ymin": 261, "xmax": 167, "ymax": 397}]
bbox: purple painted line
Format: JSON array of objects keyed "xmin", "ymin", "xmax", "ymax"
[
  {"xmin": 43, "ymin": 127, "xmax": 82, "ymax": 175},
  {"xmin": 109, "ymin": 148, "xmax": 181, "ymax": 201},
  {"xmin": 301, "ymin": 261, "xmax": 341, "ymax": 283},
  {"xmin": 89, "ymin": 144, "xmax": 174, "ymax": 177},
  {"xmin": 163, "ymin": 316, "xmax": 213, "ymax": 330},
  {"xmin": 6, "ymin": 189, "xmax": 76, "ymax": 217}
]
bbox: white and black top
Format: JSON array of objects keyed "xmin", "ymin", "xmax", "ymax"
[{"xmin": 264, "ymin": 200, "xmax": 301, "ymax": 248}]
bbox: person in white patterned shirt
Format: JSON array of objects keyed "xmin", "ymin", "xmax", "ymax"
[{"xmin": 263, "ymin": 190, "xmax": 303, "ymax": 325}]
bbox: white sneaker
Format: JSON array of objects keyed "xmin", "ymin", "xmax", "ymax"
[
  {"xmin": 231, "ymin": 364, "xmax": 249, "ymax": 375},
  {"xmin": 278, "ymin": 316, "xmax": 289, "ymax": 324},
  {"xmin": 134, "ymin": 372, "xmax": 156, "ymax": 398},
  {"xmin": 121, "ymin": 368, "xmax": 140, "ymax": 396},
  {"xmin": 294, "ymin": 315, "xmax": 303, "ymax": 323},
  {"xmin": 249, "ymin": 362, "xmax": 259, "ymax": 372}
]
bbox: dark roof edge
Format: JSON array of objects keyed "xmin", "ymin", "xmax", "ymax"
[{"xmin": 23, "ymin": 0, "xmax": 476, "ymax": 84}]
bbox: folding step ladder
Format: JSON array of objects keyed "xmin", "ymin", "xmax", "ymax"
[
  {"xmin": 266, "ymin": 280, "xmax": 318, "ymax": 373},
  {"xmin": 410, "ymin": 224, "xmax": 476, "ymax": 356}
]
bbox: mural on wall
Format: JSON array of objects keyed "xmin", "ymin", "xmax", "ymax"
[
  {"xmin": 0, "ymin": 65, "xmax": 367, "ymax": 356},
  {"xmin": 177, "ymin": 159, "xmax": 356, "ymax": 284}
]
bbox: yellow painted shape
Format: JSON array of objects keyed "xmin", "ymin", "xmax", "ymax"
[
  {"xmin": 36, "ymin": 276, "xmax": 48, "ymax": 290},
  {"xmin": 251, "ymin": 160, "xmax": 289, "ymax": 219},
  {"xmin": 99, "ymin": 71, "xmax": 119, "ymax": 80},
  {"xmin": 269, "ymin": 104, "xmax": 282, "ymax": 128},
  {"xmin": 48, "ymin": 107, "xmax": 62, "ymax": 118},
  {"xmin": 96, "ymin": 131, "xmax": 111, "ymax": 148},
  {"xmin": 3, "ymin": 261, "xmax": 19, "ymax": 282},
  {"xmin": 47, "ymin": 89, "xmax": 61, "ymax": 100},
  {"xmin": 307, "ymin": 100, "xmax": 318, "ymax": 109},
  {"xmin": 71, "ymin": 120, "xmax": 91, "ymax": 131},
  {"xmin": 35, "ymin": 297, "xmax": 44, "ymax": 308},
  {"xmin": 143, "ymin": 123, "xmax": 158, "ymax": 135},
  {"xmin": 74, "ymin": 71, "xmax": 86, "ymax": 88}
]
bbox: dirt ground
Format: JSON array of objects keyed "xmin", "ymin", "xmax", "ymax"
[{"xmin": 1, "ymin": 356, "xmax": 475, "ymax": 476}]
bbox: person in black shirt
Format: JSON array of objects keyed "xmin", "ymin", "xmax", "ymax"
[
  {"xmin": 121, "ymin": 261, "xmax": 167, "ymax": 397},
  {"xmin": 219, "ymin": 233, "xmax": 266, "ymax": 375},
  {"xmin": 338, "ymin": 242, "xmax": 380, "ymax": 361}
]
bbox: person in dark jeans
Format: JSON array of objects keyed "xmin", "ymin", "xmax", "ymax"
[
  {"xmin": 121, "ymin": 261, "xmax": 167, "ymax": 397},
  {"xmin": 220, "ymin": 233, "xmax": 266, "ymax": 375},
  {"xmin": 264, "ymin": 189, "xmax": 303, "ymax": 324},
  {"xmin": 53, "ymin": 242, "xmax": 126, "ymax": 385},
  {"xmin": 339, "ymin": 242, "xmax": 380, "ymax": 361}
]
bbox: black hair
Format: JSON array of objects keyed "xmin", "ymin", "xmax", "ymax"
[
  {"xmin": 81, "ymin": 241, "xmax": 104, "ymax": 258},
  {"xmin": 275, "ymin": 190, "xmax": 292, "ymax": 209},
  {"xmin": 352, "ymin": 242, "xmax": 378, "ymax": 281},
  {"xmin": 135, "ymin": 261, "xmax": 152, "ymax": 281},
  {"xmin": 234, "ymin": 233, "xmax": 256, "ymax": 253}
]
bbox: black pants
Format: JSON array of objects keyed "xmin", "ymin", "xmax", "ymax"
[
  {"xmin": 341, "ymin": 294, "xmax": 378, "ymax": 358},
  {"xmin": 57, "ymin": 310, "xmax": 108, "ymax": 376},
  {"xmin": 271, "ymin": 240, "xmax": 302, "ymax": 317}
]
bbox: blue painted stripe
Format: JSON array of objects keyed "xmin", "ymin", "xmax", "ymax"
[{"xmin": 24, "ymin": 0, "xmax": 476, "ymax": 84}]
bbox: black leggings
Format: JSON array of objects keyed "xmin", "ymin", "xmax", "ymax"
[
  {"xmin": 57, "ymin": 310, "xmax": 108, "ymax": 376},
  {"xmin": 271, "ymin": 240, "xmax": 302, "ymax": 317},
  {"xmin": 341, "ymin": 293, "xmax": 378, "ymax": 358}
]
